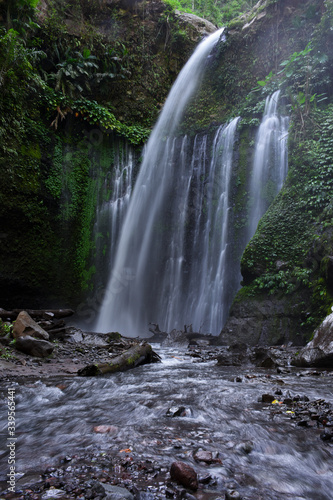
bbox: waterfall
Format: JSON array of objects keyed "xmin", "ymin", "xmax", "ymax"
[
  {"xmin": 248, "ymin": 90, "xmax": 289, "ymax": 238},
  {"xmin": 161, "ymin": 118, "xmax": 240, "ymax": 334},
  {"xmin": 92, "ymin": 145, "xmax": 134, "ymax": 294},
  {"xmin": 95, "ymin": 28, "xmax": 231, "ymax": 336},
  {"xmin": 93, "ymin": 49, "xmax": 289, "ymax": 337}
]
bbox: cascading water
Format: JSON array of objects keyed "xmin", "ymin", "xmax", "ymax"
[
  {"xmin": 94, "ymin": 40, "xmax": 289, "ymax": 337},
  {"xmin": 248, "ymin": 90, "xmax": 289, "ymax": 239},
  {"xmin": 160, "ymin": 118, "xmax": 240, "ymax": 334},
  {"xmin": 90, "ymin": 144, "xmax": 134, "ymax": 299},
  {"xmin": 95, "ymin": 28, "xmax": 232, "ymax": 336}
]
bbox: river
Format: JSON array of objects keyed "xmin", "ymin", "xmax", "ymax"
[{"xmin": 1, "ymin": 345, "xmax": 333, "ymax": 499}]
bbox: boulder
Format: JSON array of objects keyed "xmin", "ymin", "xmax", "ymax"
[
  {"xmin": 13, "ymin": 311, "xmax": 49, "ymax": 340},
  {"xmin": 174, "ymin": 11, "xmax": 217, "ymax": 38},
  {"xmin": 293, "ymin": 311, "xmax": 333, "ymax": 367},
  {"xmin": 216, "ymin": 343, "xmax": 248, "ymax": 366},
  {"xmin": 170, "ymin": 461, "xmax": 198, "ymax": 491},
  {"xmin": 15, "ymin": 335, "xmax": 54, "ymax": 358},
  {"xmin": 218, "ymin": 296, "xmax": 308, "ymax": 346},
  {"xmin": 250, "ymin": 346, "xmax": 277, "ymax": 368}
]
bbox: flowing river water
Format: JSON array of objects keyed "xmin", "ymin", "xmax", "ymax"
[{"xmin": 1, "ymin": 345, "xmax": 333, "ymax": 499}]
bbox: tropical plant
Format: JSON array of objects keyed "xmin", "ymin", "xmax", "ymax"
[{"xmin": 48, "ymin": 48, "xmax": 98, "ymax": 98}]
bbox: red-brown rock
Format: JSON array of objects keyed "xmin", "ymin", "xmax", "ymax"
[
  {"xmin": 170, "ymin": 461, "xmax": 198, "ymax": 490},
  {"xmin": 13, "ymin": 311, "xmax": 49, "ymax": 340},
  {"xmin": 93, "ymin": 425, "xmax": 118, "ymax": 434}
]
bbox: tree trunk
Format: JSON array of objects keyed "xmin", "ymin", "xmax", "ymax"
[
  {"xmin": 0, "ymin": 308, "xmax": 74, "ymax": 320},
  {"xmin": 78, "ymin": 342, "xmax": 159, "ymax": 376}
]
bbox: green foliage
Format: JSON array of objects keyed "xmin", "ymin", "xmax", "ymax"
[
  {"xmin": 161, "ymin": 0, "xmax": 258, "ymax": 26},
  {"xmin": 0, "ymin": 320, "xmax": 11, "ymax": 336},
  {"xmin": 74, "ymin": 98, "xmax": 150, "ymax": 144},
  {"xmin": 0, "ymin": 347, "xmax": 16, "ymax": 360},
  {"xmin": 240, "ymin": 102, "xmax": 333, "ymax": 332}
]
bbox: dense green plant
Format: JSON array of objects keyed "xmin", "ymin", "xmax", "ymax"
[
  {"xmin": 0, "ymin": 320, "xmax": 11, "ymax": 336},
  {"xmin": 162, "ymin": 0, "xmax": 258, "ymax": 26}
]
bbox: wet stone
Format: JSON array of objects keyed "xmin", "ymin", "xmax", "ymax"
[
  {"xmin": 297, "ymin": 420, "xmax": 310, "ymax": 427},
  {"xmin": 320, "ymin": 431, "xmax": 333, "ymax": 441},
  {"xmin": 225, "ymin": 489, "xmax": 242, "ymax": 499},
  {"xmin": 170, "ymin": 461, "xmax": 198, "ymax": 491},
  {"xmin": 166, "ymin": 406, "xmax": 186, "ymax": 417},
  {"xmin": 199, "ymin": 473, "xmax": 212, "ymax": 484},
  {"xmin": 261, "ymin": 394, "xmax": 275, "ymax": 403},
  {"xmin": 193, "ymin": 450, "xmax": 213, "ymax": 463},
  {"xmin": 41, "ymin": 488, "xmax": 66, "ymax": 499}
]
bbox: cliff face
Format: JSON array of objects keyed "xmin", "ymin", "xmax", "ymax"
[
  {"xmin": 37, "ymin": 0, "xmax": 217, "ymax": 127},
  {"xmin": 214, "ymin": 0, "xmax": 333, "ymax": 345},
  {"xmin": 0, "ymin": 0, "xmax": 213, "ymax": 307}
]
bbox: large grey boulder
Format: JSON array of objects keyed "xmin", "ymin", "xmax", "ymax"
[
  {"xmin": 218, "ymin": 296, "xmax": 307, "ymax": 346},
  {"xmin": 13, "ymin": 311, "xmax": 49, "ymax": 340},
  {"xmin": 293, "ymin": 311, "xmax": 333, "ymax": 367},
  {"xmin": 174, "ymin": 11, "xmax": 217, "ymax": 38}
]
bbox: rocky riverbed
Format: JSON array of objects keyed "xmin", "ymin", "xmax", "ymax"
[{"xmin": 1, "ymin": 322, "xmax": 333, "ymax": 500}]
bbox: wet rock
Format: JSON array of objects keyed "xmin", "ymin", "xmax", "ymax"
[
  {"xmin": 163, "ymin": 329, "xmax": 189, "ymax": 347},
  {"xmin": 85, "ymin": 481, "xmax": 106, "ymax": 498},
  {"xmin": 41, "ymin": 488, "xmax": 66, "ymax": 499},
  {"xmin": 216, "ymin": 343, "xmax": 248, "ymax": 366},
  {"xmin": 297, "ymin": 420, "xmax": 310, "ymax": 427},
  {"xmin": 261, "ymin": 394, "xmax": 275, "ymax": 403},
  {"xmin": 193, "ymin": 450, "xmax": 220, "ymax": 464},
  {"xmin": 225, "ymin": 490, "xmax": 242, "ymax": 500},
  {"xmin": 293, "ymin": 310, "xmax": 333, "ymax": 367},
  {"xmin": 166, "ymin": 406, "xmax": 186, "ymax": 417},
  {"xmin": 250, "ymin": 346, "xmax": 277, "ymax": 368},
  {"xmin": 198, "ymin": 473, "xmax": 212, "ymax": 484},
  {"xmin": 183, "ymin": 493, "xmax": 197, "ymax": 500},
  {"xmin": 170, "ymin": 461, "xmax": 198, "ymax": 491},
  {"xmin": 15, "ymin": 335, "xmax": 54, "ymax": 358},
  {"xmin": 13, "ymin": 311, "xmax": 49, "ymax": 340},
  {"xmin": 100, "ymin": 483, "xmax": 134, "ymax": 499},
  {"xmin": 320, "ymin": 431, "xmax": 333, "ymax": 441},
  {"xmin": 93, "ymin": 425, "xmax": 118, "ymax": 434},
  {"xmin": 174, "ymin": 11, "xmax": 217, "ymax": 38}
]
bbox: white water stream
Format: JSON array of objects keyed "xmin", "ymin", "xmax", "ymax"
[
  {"xmin": 1, "ymin": 347, "xmax": 333, "ymax": 500},
  {"xmin": 248, "ymin": 90, "xmax": 289, "ymax": 239}
]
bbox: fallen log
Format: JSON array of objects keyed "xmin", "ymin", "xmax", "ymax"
[
  {"xmin": 78, "ymin": 342, "xmax": 159, "ymax": 376},
  {"xmin": 0, "ymin": 308, "xmax": 74, "ymax": 320}
]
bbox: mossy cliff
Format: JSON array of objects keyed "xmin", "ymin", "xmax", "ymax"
[
  {"xmin": 214, "ymin": 0, "xmax": 333, "ymax": 345},
  {"xmin": 0, "ymin": 0, "xmax": 214, "ymax": 307}
]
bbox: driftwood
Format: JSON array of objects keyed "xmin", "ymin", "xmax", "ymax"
[
  {"xmin": 0, "ymin": 308, "xmax": 74, "ymax": 320},
  {"xmin": 78, "ymin": 342, "xmax": 159, "ymax": 376}
]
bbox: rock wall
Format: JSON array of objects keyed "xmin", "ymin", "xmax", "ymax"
[{"xmin": 216, "ymin": 0, "xmax": 333, "ymax": 345}]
